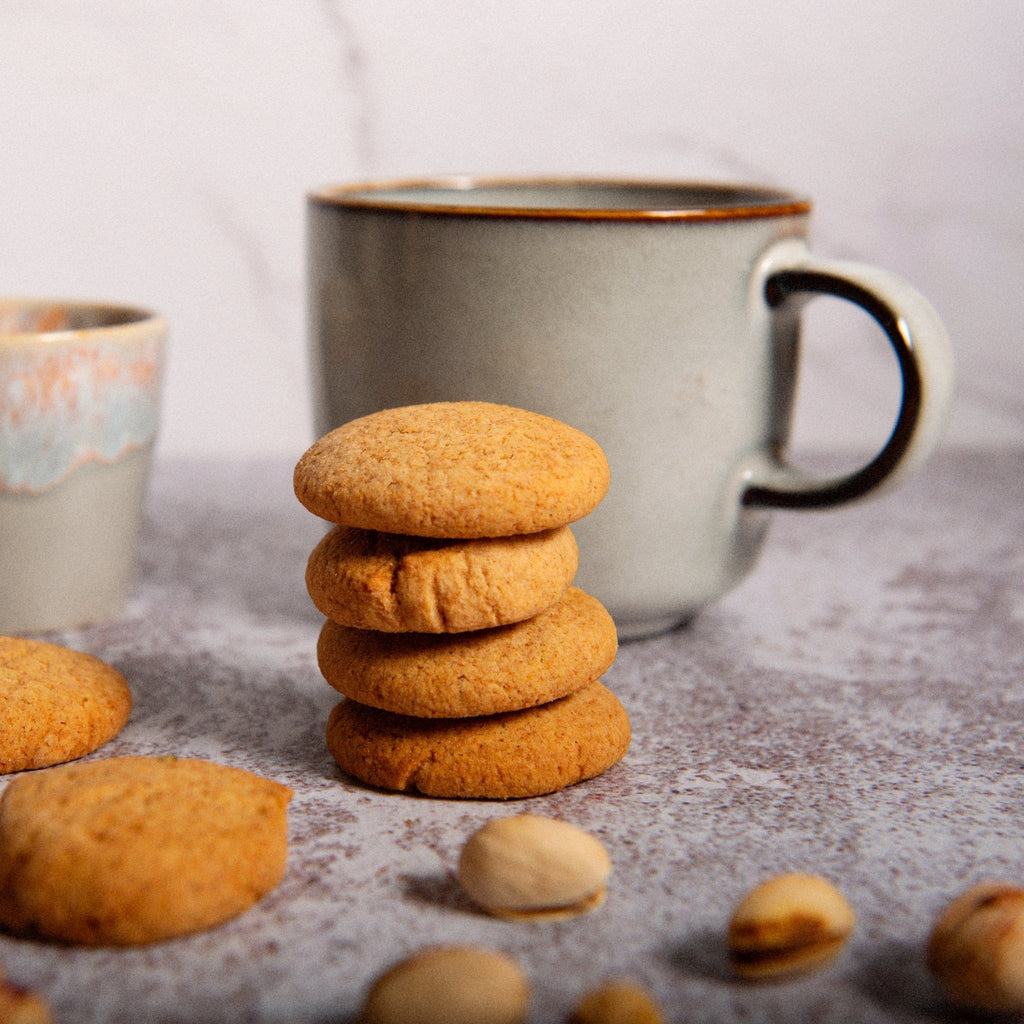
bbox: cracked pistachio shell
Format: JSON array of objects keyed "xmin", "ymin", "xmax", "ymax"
[
  {"xmin": 727, "ymin": 873, "xmax": 855, "ymax": 979},
  {"xmin": 359, "ymin": 946, "xmax": 529, "ymax": 1024},
  {"xmin": 458, "ymin": 814, "xmax": 611, "ymax": 920},
  {"xmin": 926, "ymin": 881, "xmax": 1024, "ymax": 1013}
]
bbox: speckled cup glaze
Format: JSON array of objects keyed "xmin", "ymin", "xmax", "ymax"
[
  {"xmin": 0, "ymin": 300, "xmax": 165, "ymax": 631},
  {"xmin": 308, "ymin": 179, "xmax": 955, "ymax": 640}
]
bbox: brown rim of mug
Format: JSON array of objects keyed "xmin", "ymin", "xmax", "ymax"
[{"xmin": 309, "ymin": 177, "xmax": 812, "ymax": 221}]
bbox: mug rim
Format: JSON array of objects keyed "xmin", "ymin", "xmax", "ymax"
[
  {"xmin": 0, "ymin": 299, "xmax": 164, "ymax": 344},
  {"xmin": 309, "ymin": 176, "xmax": 812, "ymax": 221}
]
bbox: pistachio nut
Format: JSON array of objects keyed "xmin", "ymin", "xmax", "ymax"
[
  {"xmin": 727, "ymin": 872, "xmax": 855, "ymax": 979},
  {"xmin": 926, "ymin": 881, "xmax": 1024, "ymax": 1013},
  {"xmin": 458, "ymin": 814, "xmax": 611, "ymax": 920},
  {"xmin": 359, "ymin": 945, "xmax": 529, "ymax": 1024},
  {"xmin": 0, "ymin": 973, "xmax": 52, "ymax": 1024},
  {"xmin": 567, "ymin": 980, "xmax": 666, "ymax": 1024}
]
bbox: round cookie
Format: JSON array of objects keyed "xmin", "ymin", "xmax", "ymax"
[
  {"xmin": 306, "ymin": 524, "xmax": 578, "ymax": 633},
  {"xmin": 317, "ymin": 586, "xmax": 617, "ymax": 717},
  {"xmin": 0, "ymin": 756, "xmax": 292, "ymax": 946},
  {"xmin": 0, "ymin": 636, "xmax": 132, "ymax": 774},
  {"xmin": 325, "ymin": 682, "xmax": 631, "ymax": 799},
  {"xmin": 294, "ymin": 402, "xmax": 610, "ymax": 538}
]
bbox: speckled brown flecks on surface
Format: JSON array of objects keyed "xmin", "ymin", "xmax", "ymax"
[{"xmin": 0, "ymin": 450, "xmax": 1021, "ymax": 1023}]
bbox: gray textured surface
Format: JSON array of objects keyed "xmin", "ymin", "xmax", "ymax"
[{"xmin": 1, "ymin": 448, "xmax": 1022, "ymax": 1023}]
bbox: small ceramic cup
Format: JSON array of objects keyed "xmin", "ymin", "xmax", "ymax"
[
  {"xmin": 307, "ymin": 179, "xmax": 955, "ymax": 639},
  {"xmin": 0, "ymin": 299, "xmax": 165, "ymax": 632}
]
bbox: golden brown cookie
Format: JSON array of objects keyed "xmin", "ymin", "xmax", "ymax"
[
  {"xmin": 293, "ymin": 402, "xmax": 610, "ymax": 538},
  {"xmin": 306, "ymin": 524, "xmax": 578, "ymax": 633},
  {"xmin": 0, "ymin": 756, "xmax": 292, "ymax": 946},
  {"xmin": 0, "ymin": 636, "xmax": 132, "ymax": 774},
  {"xmin": 317, "ymin": 586, "xmax": 617, "ymax": 718},
  {"xmin": 325, "ymin": 682, "xmax": 631, "ymax": 799}
]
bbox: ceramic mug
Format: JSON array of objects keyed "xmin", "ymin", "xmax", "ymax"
[
  {"xmin": 0, "ymin": 299, "xmax": 165, "ymax": 632},
  {"xmin": 307, "ymin": 179, "xmax": 955, "ymax": 639}
]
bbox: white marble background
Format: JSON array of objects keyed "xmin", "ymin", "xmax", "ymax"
[{"xmin": 1, "ymin": 1, "xmax": 1021, "ymax": 460}]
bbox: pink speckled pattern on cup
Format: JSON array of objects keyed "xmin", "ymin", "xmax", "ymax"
[
  {"xmin": 0, "ymin": 300, "xmax": 163, "ymax": 494},
  {"xmin": 0, "ymin": 299, "xmax": 165, "ymax": 631}
]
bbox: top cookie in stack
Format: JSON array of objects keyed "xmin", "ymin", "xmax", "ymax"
[
  {"xmin": 294, "ymin": 401, "xmax": 609, "ymax": 540},
  {"xmin": 294, "ymin": 401, "xmax": 630, "ymax": 799}
]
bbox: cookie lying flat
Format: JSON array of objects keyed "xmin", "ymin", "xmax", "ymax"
[
  {"xmin": 325, "ymin": 682, "xmax": 631, "ymax": 799},
  {"xmin": 0, "ymin": 636, "xmax": 132, "ymax": 774},
  {"xmin": 318, "ymin": 586, "xmax": 617, "ymax": 718},
  {"xmin": 306, "ymin": 524, "xmax": 578, "ymax": 633},
  {"xmin": 0, "ymin": 756, "xmax": 292, "ymax": 946},
  {"xmin": 294, "ymin": 402, "xmax": 610, "ymax": 538}
]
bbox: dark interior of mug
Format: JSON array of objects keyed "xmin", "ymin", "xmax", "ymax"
[
  {"xmin": 323, "ymin": 179, "xmax": 808, "ymax": 217},
  {"xmin": 0, "ymin": 300, "xmax": 151, "ymax": 336}
]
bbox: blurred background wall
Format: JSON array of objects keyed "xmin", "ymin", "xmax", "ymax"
[{"xmin": 2, "ymin": 0, "xmax": 1020, "ymax": 461}]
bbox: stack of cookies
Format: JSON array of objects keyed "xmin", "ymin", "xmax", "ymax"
[{"xmin": 293, "ymin": 401, "xmax": 631, "ymax": 800}]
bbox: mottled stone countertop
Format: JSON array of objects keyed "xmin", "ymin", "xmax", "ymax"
[{"xmin": 2, "ymin": 448, "xmax": 1022, "ymax": 1023}]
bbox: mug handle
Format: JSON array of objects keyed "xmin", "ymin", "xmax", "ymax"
[{"xmin": 743, "ymin": 250, "xmax": 955, "ymax": 509}]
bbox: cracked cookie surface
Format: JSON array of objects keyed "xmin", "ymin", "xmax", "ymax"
[{"xmin": 306, "ymin": 524, "xmax": 578, "ymax": 633}]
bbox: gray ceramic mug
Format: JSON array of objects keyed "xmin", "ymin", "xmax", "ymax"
[{"xmin": 307, "ymin": 179, "xmax": 955, "ymax": 639}]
